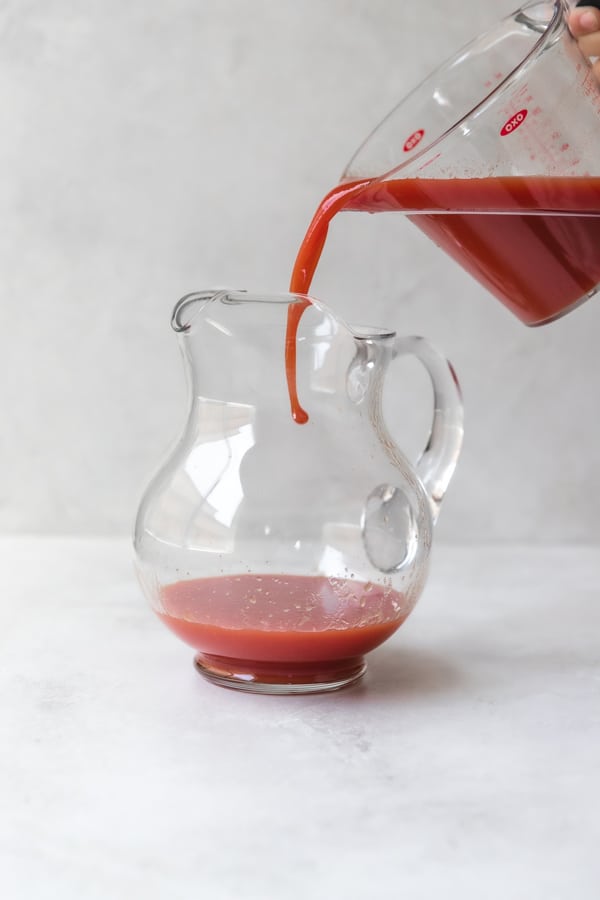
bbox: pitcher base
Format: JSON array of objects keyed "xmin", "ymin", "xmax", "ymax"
[{"xmin": 194, "ymin": 652, "xmax": 367, "ymax": 694}]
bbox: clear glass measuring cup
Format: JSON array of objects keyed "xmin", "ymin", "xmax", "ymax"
[{"xmin": 338, "ymin": 0, "xmax": 600, "ymax": 325}]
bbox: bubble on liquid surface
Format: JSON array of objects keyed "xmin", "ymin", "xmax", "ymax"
[{"xmin": 362, "ymin": 483, "xmax": 419, "ymax": 573}]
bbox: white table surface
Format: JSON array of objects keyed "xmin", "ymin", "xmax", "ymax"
[{"xmin": 2, "ymin": 537, "xmax": 599, "ymax": 899}]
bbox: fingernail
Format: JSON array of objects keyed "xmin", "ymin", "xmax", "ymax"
[{"xmin": 580, "ymin": 11, "xmax": 599, "ymax": 30}]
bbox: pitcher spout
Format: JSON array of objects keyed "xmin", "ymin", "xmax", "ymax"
[{"xmin": 171, "ymin": 290, "xmax": 232, "ymax": 333}]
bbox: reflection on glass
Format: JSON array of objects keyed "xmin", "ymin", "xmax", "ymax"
[{"xmin": 185, "ymin": 422, "xmax": 254, "ymax": 528}]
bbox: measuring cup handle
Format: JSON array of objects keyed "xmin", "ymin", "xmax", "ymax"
[{"xmin": 392, "ymin": 336, "xmax": 463, "ymax": 523}]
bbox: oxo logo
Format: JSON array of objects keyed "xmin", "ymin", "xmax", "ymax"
[
  {"xmin": 500, "ymin": 109, "xmax": 528, "ymax": 136},
  {"xmin": 403, "ymin": 129, "xmax": 425, "ymax": 152}
]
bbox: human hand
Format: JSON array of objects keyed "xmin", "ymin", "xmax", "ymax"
[{"xmin": 569, "ymin": 3, "xmax": 600, "ymax": 81}]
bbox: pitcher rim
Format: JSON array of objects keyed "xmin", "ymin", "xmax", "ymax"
[{"xmin": 171, "ymin": 289, "xmax": 397, "ymax": 341}]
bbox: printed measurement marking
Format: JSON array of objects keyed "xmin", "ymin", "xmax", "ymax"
[{"xmin": 417, "ymin": 152, "xmax": 442, "ymax": 172}]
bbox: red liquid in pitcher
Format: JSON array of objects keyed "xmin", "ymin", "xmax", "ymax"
[
  {"xmin": 286, "ymin": 175, "xmax": 600, "ymax": 420},
  {"xmin": 159, "ymin": 573, "xmax": 406, "ymax": 669}
]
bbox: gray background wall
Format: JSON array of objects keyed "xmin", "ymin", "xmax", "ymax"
[{"xmin": 2, "ymin": 0, "xmax": 598, "ymax": 542}]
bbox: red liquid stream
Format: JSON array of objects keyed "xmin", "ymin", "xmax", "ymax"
[
  {"xmin": 159, "ymin": 574, "xmax": 406, "ymax": 667},
  {"xmin": 286, "ymin": 178, "xmax": 371, "ymax": 423},
  {"xmin": 286, "ymin": 175, "xmax": 600, "ymax": 421}
]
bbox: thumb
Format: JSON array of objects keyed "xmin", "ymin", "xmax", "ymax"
[{"xmin": 570, "ymin": 2, "xmax": 600, "ymax": 38}]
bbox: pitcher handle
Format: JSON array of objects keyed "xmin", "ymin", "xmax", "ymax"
[{"xmin": 392, "ymin": 336, "xmax": 464, "ymax": 523}]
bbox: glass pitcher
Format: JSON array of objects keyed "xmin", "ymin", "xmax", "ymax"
[
  {"xmin": 133, "ymin": 290, "xmax": 463, "ymax": 694},
  {"xmin": 326, "ymin": 0, "xmax": 600, "ymax": 325}
]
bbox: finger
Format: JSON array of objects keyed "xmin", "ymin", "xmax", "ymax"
[
  {"xmin": 569, "ymin": 6, "xmax": 600, "ymax": 38},
  {"xmin": 577, "ymin": 31, "xmax": 600, "ymax": 57}
]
